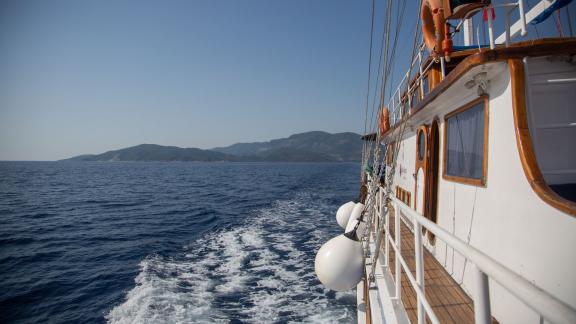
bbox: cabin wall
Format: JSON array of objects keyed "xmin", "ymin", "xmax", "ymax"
[
  {"xmin": 392, "ymin": 135, "xmax": 416, "ymax": 208},
  {"xmin": 437, "ymin": 63, "xmax": 576, "ymax": 324},
  {"xmin": 391, "ymin": 59, "xmax": 576, "ymax": 324}
]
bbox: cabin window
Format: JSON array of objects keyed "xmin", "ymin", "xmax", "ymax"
[
  {"xmin": 515, "ymin": 57, "xmax": 576, "ymax": 213},
  {"xmin": 443, "ymin": 97, "xmax": 488, "ymax": 186},
  {"xmin": 418, "ymin": 131, "xmax": 426, "ymax": 161},
  {"xmin": 402, "ymin": 100, "xmax": 409, "ymax": 118},
  {"xmin": 411, "ymin": 88, "xmax": 419, "ymax": 109},
  {"xmin": 422, "ymin": 76, "xmax": 429, "ymax": 98}
]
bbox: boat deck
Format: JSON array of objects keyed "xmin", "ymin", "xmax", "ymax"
[{"xmin": 385, "ymin": 212, "xmax": 498, "ymax": 324}]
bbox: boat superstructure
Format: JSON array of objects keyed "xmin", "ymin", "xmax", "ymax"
[{"xmin": 315, "ymin": 1, "xmax": 576, "ymax": 323}]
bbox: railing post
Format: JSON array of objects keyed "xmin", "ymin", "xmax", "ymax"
[
  {"xmin": 375, "ymin": 186, "xmax": 380, "ymax": 219},
  {"xmin": 505, "ymin": 9, "xmax": 512, "ymax": 47},
  {"xmin": 394, "ymin": 203, "xmax": 401, "ymax": 300},
  {"xmin": 487, "ymin": 4, "xmax": 495, "ymax": 49},
  {"xmin": 474, "ymin": 265, "xmax": 491, "ymax": 324},
  {"xmin": 378, "ymin": 188, "xmax": 383, "ymax": 236},
  {"xmin": 463, "ymin": 18, "xmax": 473, "ymax": 46},
  {"xmin": 418, "ymin": 51, "xmax": 424, "ymax": 97},
  {"xmin": 384, "ymin": 195, "xmax": 390, "ymax": 268},
  {"xmin": 414, "ymin": 220, "xmax": 425, "ymax": 324},
  {"xmin": 518, "ymin": 0, "xmax": 527, "ymax": 36}
]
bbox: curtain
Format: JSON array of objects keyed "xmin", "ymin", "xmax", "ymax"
[{"xmin": 446, "ymin": 102, "xmax": 485, "ymax": 179}]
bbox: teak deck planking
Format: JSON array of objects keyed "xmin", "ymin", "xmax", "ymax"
[{"xmin": 382, "ymin": 209, "xmax": 498, "ymax": 324}]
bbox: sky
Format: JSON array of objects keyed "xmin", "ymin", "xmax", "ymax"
[{"xmin": 0, "ymin": 0, "xmax": 573, "ymax": 160}]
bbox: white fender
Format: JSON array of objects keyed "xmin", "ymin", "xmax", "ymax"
[
  {"xmin": 345, "ymin": 203, "xmax": 365, "ymax": 233},
  {"xmin": 336, "ymin": 201, "xmax": 356, "ymax": 229},
  {"xmin": 314, "ymin": 234, "xmax": 363, "ymax": 291}
]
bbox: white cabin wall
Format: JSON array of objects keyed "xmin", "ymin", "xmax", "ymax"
[
  {"xmin": 417, "ymin": 61, "xmax": 576, "ymax": 324},
  {"xmin": 393, "ymin": 135, "xmax": 416, "ymax": 208}
]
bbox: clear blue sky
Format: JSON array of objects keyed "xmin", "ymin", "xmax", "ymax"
[{"xmin": 0, "ymin": 0, "xmax": 572, "ymax": 160}]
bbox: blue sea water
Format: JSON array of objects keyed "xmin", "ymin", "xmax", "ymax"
[{"xmin": 0, "ymin": 161, "xmax": 360, "ymax": 323}]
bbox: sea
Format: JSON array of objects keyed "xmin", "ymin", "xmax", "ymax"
[{"xmin": 0, "ymin": 161, "xmax": 360, "ymax": 324}]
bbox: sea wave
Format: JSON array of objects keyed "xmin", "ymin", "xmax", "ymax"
[
  {"xmin": 106, "ymin": 195, "xmax": 356, "ymax": 324},
  {"xmin": 0, "ymin": 161, "xmax": 359, "ymax": 323}
]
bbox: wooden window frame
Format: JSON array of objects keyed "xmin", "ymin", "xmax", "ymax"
[
  {"xmin": 417, "ymin": 128, "xmax": 427, "ymax": 163},
  {"xmin": 442, "ymin": 96, "xmax": 489, "ymax": 186},
  {"xmin": 509, "ymin": 59, "xmax": 576, "ymax": 216}
]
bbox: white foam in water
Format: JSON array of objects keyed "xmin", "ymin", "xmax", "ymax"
[{"xmin": 106, "ymin": 195, "xmax": 355, "ymax": 324}]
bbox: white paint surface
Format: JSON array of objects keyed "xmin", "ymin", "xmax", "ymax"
[{"xmin": 383, "ymin": 57, "xmax": 576, "ymax": 324}]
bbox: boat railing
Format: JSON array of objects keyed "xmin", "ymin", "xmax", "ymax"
[
  {"xmin": 386, "ymin": 42, "xmax": 431, "ymax": 127},
  {"xmin": 370, "ymin": 187, "xmax": 576, "ymax": 324},
  {"xmin": 383, "ymin": 0, "xmax": 558, "ymax": 131}
]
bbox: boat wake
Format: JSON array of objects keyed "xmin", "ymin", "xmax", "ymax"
[{"xmin": 106, "ymin": 194, "xmax": 356, "ymax": 323}]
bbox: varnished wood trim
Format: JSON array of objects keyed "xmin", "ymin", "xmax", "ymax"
[
  {"xmin": 386, "ymin": 141, "xmax": 396, "ymax": 166},
  {"xmin": 414, "ymin": 126, "xmax": 429, "ymax": 212},
  {"xmin": 381, "ymin": 38, "xmax": 576, "ymax": 138},
  {"xmin": 429, "ymin": 65, "xmax": 442, "ymax": 91},
  {"xmin": 426, "ymin": 119, "xmax": 440, "ymax": 244},
  {"xmin": 508, "ymin": 59, "xmax": 576, "ymax": 217},
  {"xmin": 442, "ymin": 96, "xmax": 489, "ymax": 187},
  {"xmin": 396, "ymin": 186, "xmax": 412, "ymax": 208}
]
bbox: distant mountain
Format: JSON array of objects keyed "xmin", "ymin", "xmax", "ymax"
[
  {"xmin": 63, "ymin": 144, "xmax": 235, "ymax": 162},
  {"xmin": 63, "ymin": 131, "xmax": 362, "ymax": 162},
  {"xmin": 213, "ymin": 131, "xmax": 362, "ymax": 162}
]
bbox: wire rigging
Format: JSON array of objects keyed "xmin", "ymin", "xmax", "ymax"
[
  {"xmin": 362, "ymin": 0, "xmax": 378, "ymax": 175},
  {"xmin": 364, "ymin": 0, "xmax": 408, "ymax": 173},
  {"xmin": 364, "ymin": 0, "xmax": 394, "ymax": 167},
  {"xmin": 364, "ymin": 0, "xmax": 428, "ymax": 281}
]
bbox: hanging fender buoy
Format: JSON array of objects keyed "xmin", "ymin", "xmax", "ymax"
[
  {"xmin": 345, "ymin": 203, "xmax": 365, "ymax": 236},
  {"xmin": 336, "ymin": 201, "xmax": 356, "ymax": 229},
  {"xmin": 421, "ymin": 0, "xmax": 446, "ymax": 57},
  {"xmin": 314, "ymin": 234, "xmax": 363, "ymax": 291},
  {"xmin": 379, "ymin": 107, "xmax": 390, "ymax": 135}
]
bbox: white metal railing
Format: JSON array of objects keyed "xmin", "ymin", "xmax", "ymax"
[
  {"xmin": 381, "ymin": 0, "xmax": 560, "ymax": 132},
  {"xmin": 370, "ymin": 188, "xmax": 576, "ymax": 324},
  {"xmin": 386, "ymin": 42, "xmax": 433, "ymax": 128}
]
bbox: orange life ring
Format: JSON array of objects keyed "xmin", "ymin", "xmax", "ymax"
[
  {"xmin": 379, "ymin": 107, "xmax": 390, "ymax": 135},
  {"xmin": 421, "ymin": 0, "xmax": 445, "ymax": 56}
]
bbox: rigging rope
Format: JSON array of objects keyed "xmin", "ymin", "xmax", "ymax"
[
  {"xmin": 362, "ymin": 0, "xmax": 377, "ymax": 177},
  {"xmin": 364, "ymin": 0, "xmax": 394, "ymax": 169},
  {"xmin": 363, "ymin": 0, "xmax": 426, "ymax": 282},
  {"xmin": 364, "ymin": 0, "xmax": 407, "ymax": 174}
]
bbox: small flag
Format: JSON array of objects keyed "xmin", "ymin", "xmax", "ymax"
[{"xmin": 483, "ymin": 6, "xmax": 496, "ymax": 21}]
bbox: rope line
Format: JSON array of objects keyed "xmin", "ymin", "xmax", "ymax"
[{"xmin": 362, "ymin": 0, "xmax": 377, "ymax": 178}]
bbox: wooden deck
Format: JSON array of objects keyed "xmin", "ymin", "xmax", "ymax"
[{"xmin": 383, "ymin": 211, "xmax": 498, "ymax": 324}]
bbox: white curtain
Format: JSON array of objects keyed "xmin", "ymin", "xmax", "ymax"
[{"xmin": 446, "ymin": 102, "xmax": 485, "ymax": 179}]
